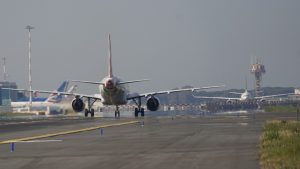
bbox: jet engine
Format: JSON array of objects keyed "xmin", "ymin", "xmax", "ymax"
[
  {"xmin": 259, "ymin": 99, "xmax": 267, "ymax": 103},
  {"xmin": 72, "ymin": 98, "xmax": 85, "ymax": 112},
  {"xmin": 226, "ymin": 100, "xmax": 233, "ymax": 104},
  {"xmin": 146, "ymin": 96, "xmax": 160, "ymax": 111}
]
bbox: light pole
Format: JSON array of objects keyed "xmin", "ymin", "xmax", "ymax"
[
  {"xmin": 25, "ymin": 25, "xmax": 34, "ymax": 112},
  {"xmin": 296, "ymin": 103, "xmax": 299, "ymax": 121},
  {"xmin": 2, "ymin": 57, "xmax": 8, "ymax": 81},
  {"xmin": 292, "ymin": 102, "xmax": 299, "ymax": 121}
]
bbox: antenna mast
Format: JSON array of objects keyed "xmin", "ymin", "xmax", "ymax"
[
  {"xmin": 2, "ymin": 57, "xmax": 8, "ymax": 81},
  {"xmin": 25, "ymin": 25, "xmax": 34, "ymax": 112}
]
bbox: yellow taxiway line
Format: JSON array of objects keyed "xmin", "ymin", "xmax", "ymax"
[{"xmin": 0, "ymin": 120, "xmax": 139, "ymax": 145}]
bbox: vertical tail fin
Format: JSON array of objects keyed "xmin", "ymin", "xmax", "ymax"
[
  {"xmin": 65, "ymin": 84, "xmax": 77, "ymax": 98},
  {"xmin": 108, "ymin": 34, "xmax": 113, "ymax": 78},
  {"xmin": 67, "ymin": 85, "xmax": 77, "ymax": 93},
  {"xmin": 57, "ymin": 81, "xmax": 69, "ymax": 92},
  {"xmin": 46, "ymin": 81, "xmax": 69, "ymax": 103}
]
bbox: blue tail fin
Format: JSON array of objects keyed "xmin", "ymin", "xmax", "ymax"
[
  {"xmin": 57, "ymin": 81, "xmax": 69, "ymax": 92},
  {"xmin": 46, "ymin": 81, "xmax": 69, "ymax": 103}
]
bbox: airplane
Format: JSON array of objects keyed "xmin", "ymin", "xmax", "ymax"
[
  {"xmin": 193, "ymin": 88, "xmax": 292, "ymax": 103},
  {"xmin": 6, "ymin": 34, "xmax": 223, "ymax": 118},
  {"xmin": 9, "ymin": 81, "xmax": 69, "ymax": 110}
]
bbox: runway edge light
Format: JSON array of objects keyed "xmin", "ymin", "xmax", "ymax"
[
  {"xmin": 10, "ymin": 143, "xmax": 14, "ymax": 152},
  {"xmin": 100, "ymin": 128, "xmax": 104, "ymax": 136}
]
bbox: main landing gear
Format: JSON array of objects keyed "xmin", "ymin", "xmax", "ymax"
[
  {"xmin": 85, "ymin": 108, "xmax": 95, "ymax": 117},
  {"xmin": 135, "ymin": 107, "xmax": 144, "ymax": 117},
  {"xmin": 132, "ymin": 97, "xmax": 145, "ymax": 117},
  {"xmin": 85, "ymin": 97, "xmax": 97, "ymax": 117},
  {"xmin": 115, "ymin": 106, "xmax": 120, "ymax": 118}
]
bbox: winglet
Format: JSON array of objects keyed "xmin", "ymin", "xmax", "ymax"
[{"xmin": 108, "ymin": 34, "xmax": 113, "ymax": 78}]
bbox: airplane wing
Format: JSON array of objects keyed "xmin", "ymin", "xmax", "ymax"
[
  {"xmin": 229, "ymin": 92, "xmax": 243, "ymax": 95},
  {"xmin": 126, "ymin": 85, "xmax": 225, "ymax": 100},
  {"xmin": 2, "ymin": 88, "xmax": 102, "ymax": 101},
  {"xmin": 72, "ymin": 79, "xmax": 150, "ymax": 85},
  {"xmin": 118, "ymin": 79, "xmax": 150, "ymax": 85},
  {"xmin": 255, "ymin": 93, "xmax": 293, "ymax": 99},
  {"xmin": 71, "ymin": 80, "xmax": 104, "ymax": 85},
  {"xmin": 192, "ymin": 95, "xmax": 241, "ymax": 101}
]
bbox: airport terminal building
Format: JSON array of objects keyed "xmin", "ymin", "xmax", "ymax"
[
  {"xmin": 291, "ymin": 88, "xmax": 300, "ymax": 100},
  {"xmin": 0, "ymin": 81, "xmax": 17, "ymax": 106}
]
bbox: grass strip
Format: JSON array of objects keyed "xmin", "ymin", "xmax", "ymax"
[
  {"xmin": 259, "ymin": 120, "xmax": 300, "ymax": 169},
  {"xmin": 264, "ymin": 105, "xmax": 298, "ymax": 113}
]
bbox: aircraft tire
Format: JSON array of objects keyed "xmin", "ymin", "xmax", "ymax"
[
  {"xmin": 141, "ymin": 108, "xmax": 144, "ymax": 117},
  {"xmin": 134, "ymin": 108, "xmax": 139, "ymax": 117},
  {"xmin": 84, "ymin": 109, "xmax": 89, "ymax": 117},
  {"xmin": 91, "ymin": 109, "xmax": 95, "ymax": 117}
]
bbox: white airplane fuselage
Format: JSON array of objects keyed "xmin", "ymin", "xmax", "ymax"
[
  {"xmin": 11, "ymin": 101, "xmax": 52, "ymax": 109},
  {"xmin": 240, "ymin": 90, "xmax": 253, "ymax": 101},
  {"xmin": 99, "ymin": 76, "xmax": 129, "ymax": 105}
]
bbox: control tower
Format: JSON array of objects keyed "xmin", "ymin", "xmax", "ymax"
[{"xmin": 251, "ymin": 59, "xmax": 266, "ymax": 97}]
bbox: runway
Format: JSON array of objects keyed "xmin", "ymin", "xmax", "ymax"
[{"xmin": 0, "ymin": 111, "xmax": 297, "ymax": 169}]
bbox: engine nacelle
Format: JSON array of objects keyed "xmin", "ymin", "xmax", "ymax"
[
  {"xmin": 146, "ymin": 96, "xmax": 160, "ymax": 111},
  {"xmin": 259, "ymin": 99, "xmax": 267, "ymax": 103},
  {"xmin": 226, "ymin": 100, "xmax": 233, "ymax": 104},
  {"xmin": 72, "ymin": 98, "xmax": 85, "ymax": 112}
]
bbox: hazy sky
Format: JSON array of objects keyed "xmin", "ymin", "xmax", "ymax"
[{"xmin": 0, "ymin": 0, "xmax": 299, "ymax": 94}]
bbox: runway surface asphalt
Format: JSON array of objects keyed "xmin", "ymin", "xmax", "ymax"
[{"xmin": 0, "ymin": 111, "xmax": 297, "ymax": 169}]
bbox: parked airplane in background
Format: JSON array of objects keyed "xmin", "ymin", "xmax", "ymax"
[
  {"xmin": 193, "ymin": 88, "xmax": 292, "ymax": 103},
  {"xmin": 6, "ymin": 34, "xmax": 223, "ymax": 118},
  {"xmin": 9, "ymin": 81, "xmax": 69, "ymax": 111}
]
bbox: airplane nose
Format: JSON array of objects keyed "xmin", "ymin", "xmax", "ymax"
[{"xmin": 105, "ymin": 79, "xmax": 114, "ymax": 89}]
